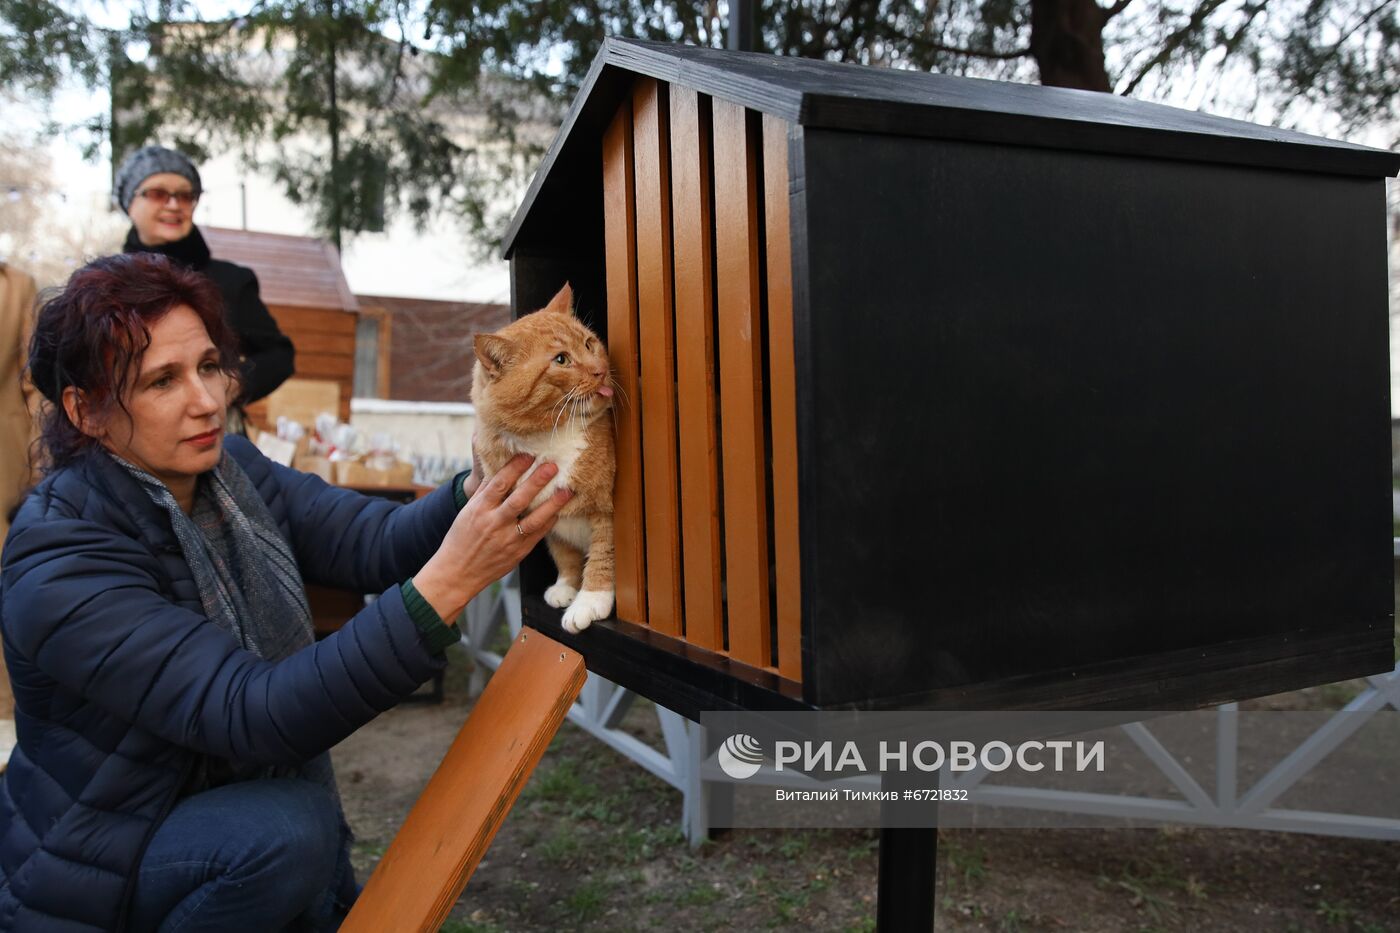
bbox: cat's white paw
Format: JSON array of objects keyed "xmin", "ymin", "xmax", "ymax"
[
  {"xmin": 544, "ymin": 583, "xmax": 579, "ymax": 608},
  {"xmin": 561, "ymin": 589, "xmax": 614, "ymax": 633}
]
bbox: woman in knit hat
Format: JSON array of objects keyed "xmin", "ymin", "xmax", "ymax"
[{"xmin": 115, "ymin": 145, "xmax": 295, "ymax": 407}]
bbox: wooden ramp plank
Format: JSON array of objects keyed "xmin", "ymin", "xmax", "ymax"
[{"xmin": 341, "ymin": 630, "xmax": 587, "ymax": 933}]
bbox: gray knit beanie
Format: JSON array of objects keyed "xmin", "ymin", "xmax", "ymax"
[{"xmin": 113, "ymin": 145, "xmax": 202, "ymax": 212}]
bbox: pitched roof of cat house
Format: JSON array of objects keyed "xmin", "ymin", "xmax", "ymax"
[{"xmin": 503, "ymin": 38, "xmax": 1400, "ymax": 258}]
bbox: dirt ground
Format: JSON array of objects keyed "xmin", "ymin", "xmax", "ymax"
[{"xmin": 332, "ymin": 646, "xmax": 1399, "ymax": 933}]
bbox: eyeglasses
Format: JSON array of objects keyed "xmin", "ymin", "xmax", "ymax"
[{"xmin": 134, "ymin": 187, "xmax": 199, "ymax": 207}]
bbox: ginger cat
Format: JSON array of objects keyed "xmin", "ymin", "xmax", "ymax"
[{"xmin": 471, "ymin": 284, "xmax": 616, "ymax": 633}]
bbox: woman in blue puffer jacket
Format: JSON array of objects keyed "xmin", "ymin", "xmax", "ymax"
[{"xmin": 0, "ymin": 252, "xmax": 571, "ymax": 932}]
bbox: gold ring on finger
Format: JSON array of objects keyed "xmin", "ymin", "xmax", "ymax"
[{"xmin": 516, "ymin": 522, "xmax": 525, "ymax": 537}]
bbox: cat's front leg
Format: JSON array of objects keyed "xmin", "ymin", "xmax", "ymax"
[
  {"xmin": 561, "ymin": 514, "xmax": 615, "ymax": 633},
  {"xmin": 544, "ymin": 534, "xmax": 584, "ymax": 610}
]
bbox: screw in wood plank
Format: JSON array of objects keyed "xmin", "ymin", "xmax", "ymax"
[{"xmin": 560, "ymin": 653, "xmax": 566, "ymax": 661}]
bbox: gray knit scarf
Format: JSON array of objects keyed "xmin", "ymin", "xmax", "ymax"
[{"xmin": 112, "ymin": 450, "xmax": 344, "ymax": 806}]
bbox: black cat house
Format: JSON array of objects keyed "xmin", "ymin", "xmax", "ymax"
[{"xmin": 501, "ymin": 39, "xmax": 1400, "ymax": 716}]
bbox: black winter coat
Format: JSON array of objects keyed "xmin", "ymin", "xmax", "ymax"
[
  {"xmin": 0, "ymin": 436, "xmax": 458, "ymax": 931},
  {"xmin": 123, "ymin": 227, "xmax": 296, "ymax": 403}
]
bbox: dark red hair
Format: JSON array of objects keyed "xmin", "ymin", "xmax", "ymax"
[{"xmin": 28, "ymin": 252, "xmax": 241, "ymax": 470}]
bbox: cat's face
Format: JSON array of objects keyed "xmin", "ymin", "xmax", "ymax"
[{"xmin": 471, "ymin": 284, "xmax": 614, "ymax": 434}]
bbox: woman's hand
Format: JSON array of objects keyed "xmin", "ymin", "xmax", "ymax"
[
  {"xmin": 414, "ymin": 453, "xmax": 571, "ymax": 621},
  {"xmin": 461, "ymin": 469, "xmax": 484, "ymax": 500},
  {"xmin": 461, "ymin": 431, "xmax": 485, "ymax": 500}
]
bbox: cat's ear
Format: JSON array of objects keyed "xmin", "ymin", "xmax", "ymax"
[
  {"xmin": 474, "ymin": 334, "xmax": 517, "ymax": 379},
  {"xmin": 542, "ymin": 282, "xmax": 574, "ymax": 316}
]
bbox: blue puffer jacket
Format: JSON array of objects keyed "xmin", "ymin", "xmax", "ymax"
[{"xmin": 0, "ymin": 436, "xmax": 459, "ymax": 931}]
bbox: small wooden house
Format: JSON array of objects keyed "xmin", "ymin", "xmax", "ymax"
[
  {"xmin": 503, "ymin": 40, "xmax": 1400, "ymax": 714},
  {"xmin": 202, "ymin": 227, "xmax": 359, "ymax": 424}
]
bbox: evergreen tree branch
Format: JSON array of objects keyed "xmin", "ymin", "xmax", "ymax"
[
  {"xmin": 1103, "ymin": 0, "xmax": 1135, "ymax": 20},
  {"xmin": 1119, "ymin": 0, "xmax": 1236, "ymax": 95},
  {"xmin": 1326, "ymin": 0, "xmax": 1394, "ymax": 55},
  {"xmin": 905, "ymin": 33, "xmax": 1033, "ymax": 60}
]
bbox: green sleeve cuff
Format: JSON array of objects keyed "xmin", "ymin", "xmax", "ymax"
[
  {"xmin": 400, "ymin": 578, "xmax": 462, "ymax": 655},
  {"xmin": 452, "ymin": 469, "xmax": 472, "ymax": 510}
]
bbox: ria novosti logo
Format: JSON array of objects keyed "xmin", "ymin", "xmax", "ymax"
[{"xmin": 718, "ymin": 734, "xmax": 764, "ymax": 779}]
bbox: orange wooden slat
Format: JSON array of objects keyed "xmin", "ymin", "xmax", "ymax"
[
  {"xmin": 293, "ymin": 352, "xmax": 355, "ymax": 379},
  {"xmin": 266, "ymin": 306, "xmax": 358, "ymax": 336},
  {"xmin": 763, "ymin": 114, "xmax": 803, "ymax": 683},
  {"xmin": 603, "ymin": 100, "xmax": 648, "ymax": 625},
  {"xmin": 632, "ymin": 78, "xmax": 684, "ymax": 638},
  {"xmin": 291, "ymin": 332, "xmax": 357, "ymax": 355},
  {"xmin": 342, "ymin": 630, "xmax": 587, "ymax": 933},
  {"xmin": 669, "ymin": 88, "xmax": 724, "ymax": 652},
  {"xmin": 712, "ymin": 100, "xmax": 771, "ymax": 669}
]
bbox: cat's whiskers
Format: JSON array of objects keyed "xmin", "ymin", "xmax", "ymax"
[
  {"xmin": 551, "ymin": 387, "xmax": 580, "ymax": 440},
  {"xmin": 551, "ymin": 388, "xmax": 575, "ymax": 419},
  {"xmin": 550, "ymin": 389, "xmax": 573, "ymax": 438},
  {"xmin": 607, "ymin": 373, "xmax": 630, "ymax": 410},
  {"xmin": 570, "ymin": 392, "xmax": 584, "ymax": 436}
]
